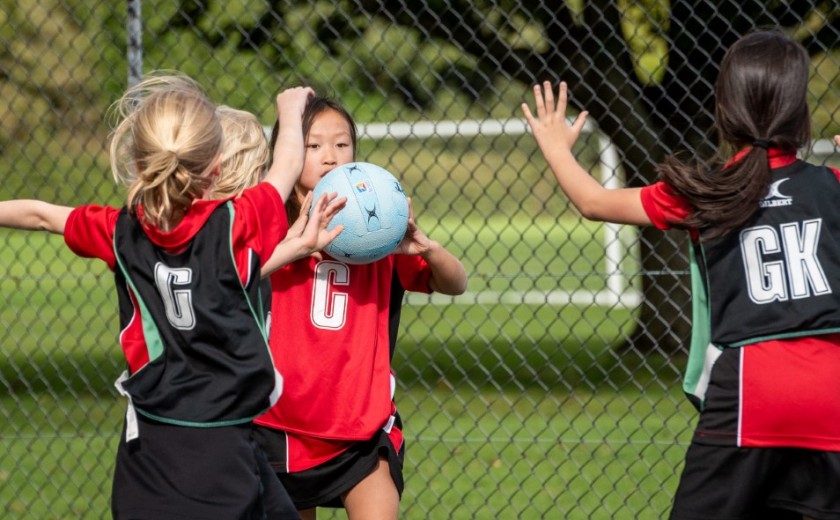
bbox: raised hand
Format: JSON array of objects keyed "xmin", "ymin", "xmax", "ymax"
[
  {"xmin": 261, "ymin": 192, "xmax": 346, "ymax": 276},
  {"xmin": 521, "ymin": 81, "xmax": 588, "ymax": 154},
  {"xmin": 276, "ymin": 86, "xmax": 315, "ymax": 118},
  {"xmin": 519, "ymin": 81, "xmax": 651, "ymax": 226},
  {"xmin": 266, "ymin": 85, "xmax": 317, "ymax": 200}
]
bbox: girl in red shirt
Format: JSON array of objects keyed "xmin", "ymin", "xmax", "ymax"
[
  {"xmin": 253, "ymin": 97, "xmax": 467, "ymax": 520},
  {"xmin": 522, "ymin": 31, "xmax": 840, "ymax": 520}
]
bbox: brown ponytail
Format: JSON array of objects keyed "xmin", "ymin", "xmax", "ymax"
[{"xmin": 659, "ymin": 30, "xmax": 811, "ymax": 241}]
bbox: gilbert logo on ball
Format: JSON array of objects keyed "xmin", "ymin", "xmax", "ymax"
[{"xmin": 310, "ymin": 162, "xmax": 409, "ymax": 264}]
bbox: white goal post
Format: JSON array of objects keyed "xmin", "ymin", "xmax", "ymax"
[
  {"xmin": 356, "ymin": 118, "xmax": 640, "ymax": 307},
  {"xmin": 301, "ymin": 119, "xmax": 836, "ymax": 307}
]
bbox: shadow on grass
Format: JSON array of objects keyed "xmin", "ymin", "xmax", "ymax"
[
  {"xmin": 394, "ymin": 335, "xmax": 686, "ymax": 393},
  {"xmin": 1, "ymin": 338, "xmax": 686, "ymax": 398},
  {"xmin": 0, "ymin": 349, "xmax": 124, "ymax": 396}
]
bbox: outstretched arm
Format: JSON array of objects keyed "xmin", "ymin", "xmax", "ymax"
[
  {"xmin": 261, "ymin": 192, "xmax": 346, "ymax": 276},
  {"xmin": 0, "ymin": 200, "xmax": 72, "ymax": 234},
  {"xmin": 393, "ymin": 198, "xmax": 467, "ymax": 295},
  {"xmin": 263, "ymin": 86, "xmax": 315, "ymax": 201},
  {"xmin": 522, "ymin": 81, "xmax": 651, "ymax": 226}
]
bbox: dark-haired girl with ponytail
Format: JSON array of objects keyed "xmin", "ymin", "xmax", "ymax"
[{"xmin": 522, "ymin": 30, "xmax": 840, "ymax": 520}]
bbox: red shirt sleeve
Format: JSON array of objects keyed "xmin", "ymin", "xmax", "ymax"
[
  {"xmin": 65, "ymin": 185, "xmax": 286, "ymax": 281},
  {"xmin": 641, "ymin": 163, "xmax": 838, "ymax": 231},
  {"xmin": 232, "ymin": 183, "xmax": 288, "ymax": 266},
  {"xmin": 640, "ymin": 181, "xmax": 692, "ymax": 230},
  {"xmin": 394, "ymin": 254, "xmax": 433, "ymax": 294},
  {"xmin": 63, "ymin": 205, "xmax": 121, "ymax": 270}
]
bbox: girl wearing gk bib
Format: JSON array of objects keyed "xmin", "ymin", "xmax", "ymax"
[{"xmin": 522, "ymin": 31, "xmax": 840, "ymax": 520}]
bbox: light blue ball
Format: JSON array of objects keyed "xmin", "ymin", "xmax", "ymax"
[{"xmin": 310, "ymin": 162, "xmax": 409, "ymax": 264}]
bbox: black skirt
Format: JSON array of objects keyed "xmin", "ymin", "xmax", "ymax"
[{"xmin": 111, "ymin": 414, "xmax": 298, "ymax": 520}]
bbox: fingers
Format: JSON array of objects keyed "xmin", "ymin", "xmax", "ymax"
[
  {"xmin": 834, "ymin": 135, "xmax": 840, "ymax": 147},
  {"xmin": 571, "ymin": 110, "xmax": 589, "ymax": 136},
  {"xmin": 525, "ymin": 81, "xmax": 571, "ymax": 124},
  {"xmin": 406, "ymin": 197, "xmax": 417, "ymax": 228},
  {"xmin": 312, "ymin": 192, "xmax": 328, "ymax": 212},
  {"xmin": 532, "ymin": 84, "xmax": 546, "ymax": 119},
  {"xmin": 308, "ymin": 193, "xmax": 346, "ymax": 232},
  {"xmin": 522, "ymin": 82, "xmax": 547, "ymax": 125},
  {"xmin": 324, "ymin": 195, "xmax": 347, "ymax": 221},
  {"xmin": 308, "ymin": 195, "xmax": 328, "ymax": 226},
  {"xmin": 295, "ymin": 85, "xmax": 316, "ymax": 99},
  {"xmin": 276, "ymin": 86, "xmax": 316, "ymax": 115},
  {"xmin": 543, "ymin": 80, "xmax": 556, "ymax": 115},
  {"xmin": 325, "ymin": 225, "xmax": 344, "ymax": 242},
  {"xmin": 300, "ymin": 191, "xmax": 314, "ymax": 215},
  {"xmin": 521, "ymin": 103, "xmax": 535, "ymax": 126},
  {"xmin": 554, "ymin": 81, "xmax": 566, "ymax": 117}
]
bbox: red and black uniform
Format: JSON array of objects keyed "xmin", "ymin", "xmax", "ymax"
[
  {"xmin": 65, "ymin": 183, "xmax": 297, "ymax": 520},
  {"xmin": 254, "ymin": 253, "xmax": 432, "ymax": 509},
  {"xmin": 641, "ymin": 149, "xmax": 840, "ymax": 519}
]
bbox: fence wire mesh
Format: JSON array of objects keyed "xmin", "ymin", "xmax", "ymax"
[{"xmin": 1, "ymin": 1, "xmax": 839, "ymax": 518}]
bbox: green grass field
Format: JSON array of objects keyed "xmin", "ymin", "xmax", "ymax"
[{"xmin": 1, "ymin": 386, "xmax": 695, "ymax": 519}]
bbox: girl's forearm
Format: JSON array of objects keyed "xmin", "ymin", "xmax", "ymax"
[
  {"xmin": 0, "ymin": 200, "xmax": 72, "ymax": 234},
  {"xmin": 422, "ymin": 241, "xmax": 467, "ymax": 295}
]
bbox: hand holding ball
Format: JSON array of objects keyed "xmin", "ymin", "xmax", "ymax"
[{"xmin": 310, "ymin": 162, "xmax": 409, "ymax": 264}]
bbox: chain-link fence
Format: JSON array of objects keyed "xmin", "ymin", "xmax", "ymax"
[{"xmin": 1, "ymin": 1, "xmax": 839, "ymax": 518}]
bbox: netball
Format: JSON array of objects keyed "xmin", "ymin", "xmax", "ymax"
[{"xmin": 310, "ymin": 161, "xmax": 409, "ymax": 264}]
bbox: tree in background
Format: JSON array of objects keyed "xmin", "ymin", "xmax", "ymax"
[{"xmin": 0, "ymin": 0, "xmax": 121, "ymax": 202}]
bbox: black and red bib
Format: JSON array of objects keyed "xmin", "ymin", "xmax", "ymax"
[{"xmin": 113, "ymin": 203, "xmax": 277, "ymax": 426}]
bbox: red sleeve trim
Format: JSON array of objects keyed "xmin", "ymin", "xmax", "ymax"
[
  {"xmin": 640, "ymin": 182, "xmax": 692, "ymax": 231},
  {"xmin": 63, "ymin": 205, "xmax": 119, "ymax": 270}
]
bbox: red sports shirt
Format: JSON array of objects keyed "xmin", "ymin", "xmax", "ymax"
[
  {"xmin": 255, "ymin": 253, "xmax": 432, "ymax": 470},
  {"xmin": 64, "ymin": 182, "xmax": 287, "ymax": 373}
]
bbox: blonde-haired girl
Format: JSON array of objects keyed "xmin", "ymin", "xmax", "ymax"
[
  {"xmin": 211, "ymin": 105, "xmax": 272, "ymax": 200},
  {"xmin": 0, "ymin": 72, "xmax": 318, "ymax": 519}
]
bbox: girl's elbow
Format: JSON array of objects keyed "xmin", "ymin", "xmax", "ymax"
[
  {"xmin": 431, "ymin": 273, "xmax": 468, "ymax": 296},
  {"xmin": 445, "ymin": 273, "xmax": 469, "ymax": 295},
  {"xmin": 574, "ymin": 200, "xmax": 608, "ymax": 222},
  {"xmin": 449, "ymin": 279, "xmax": 468, "ymax": 296}
]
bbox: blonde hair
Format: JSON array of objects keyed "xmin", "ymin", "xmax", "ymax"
[
  {"xmin": 209, "ymin": 105, "xmax": 270, "ymax": 200},
  {"xmin": 109, "ymin": 72, "xmax": 223, "ymax": 230}
]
